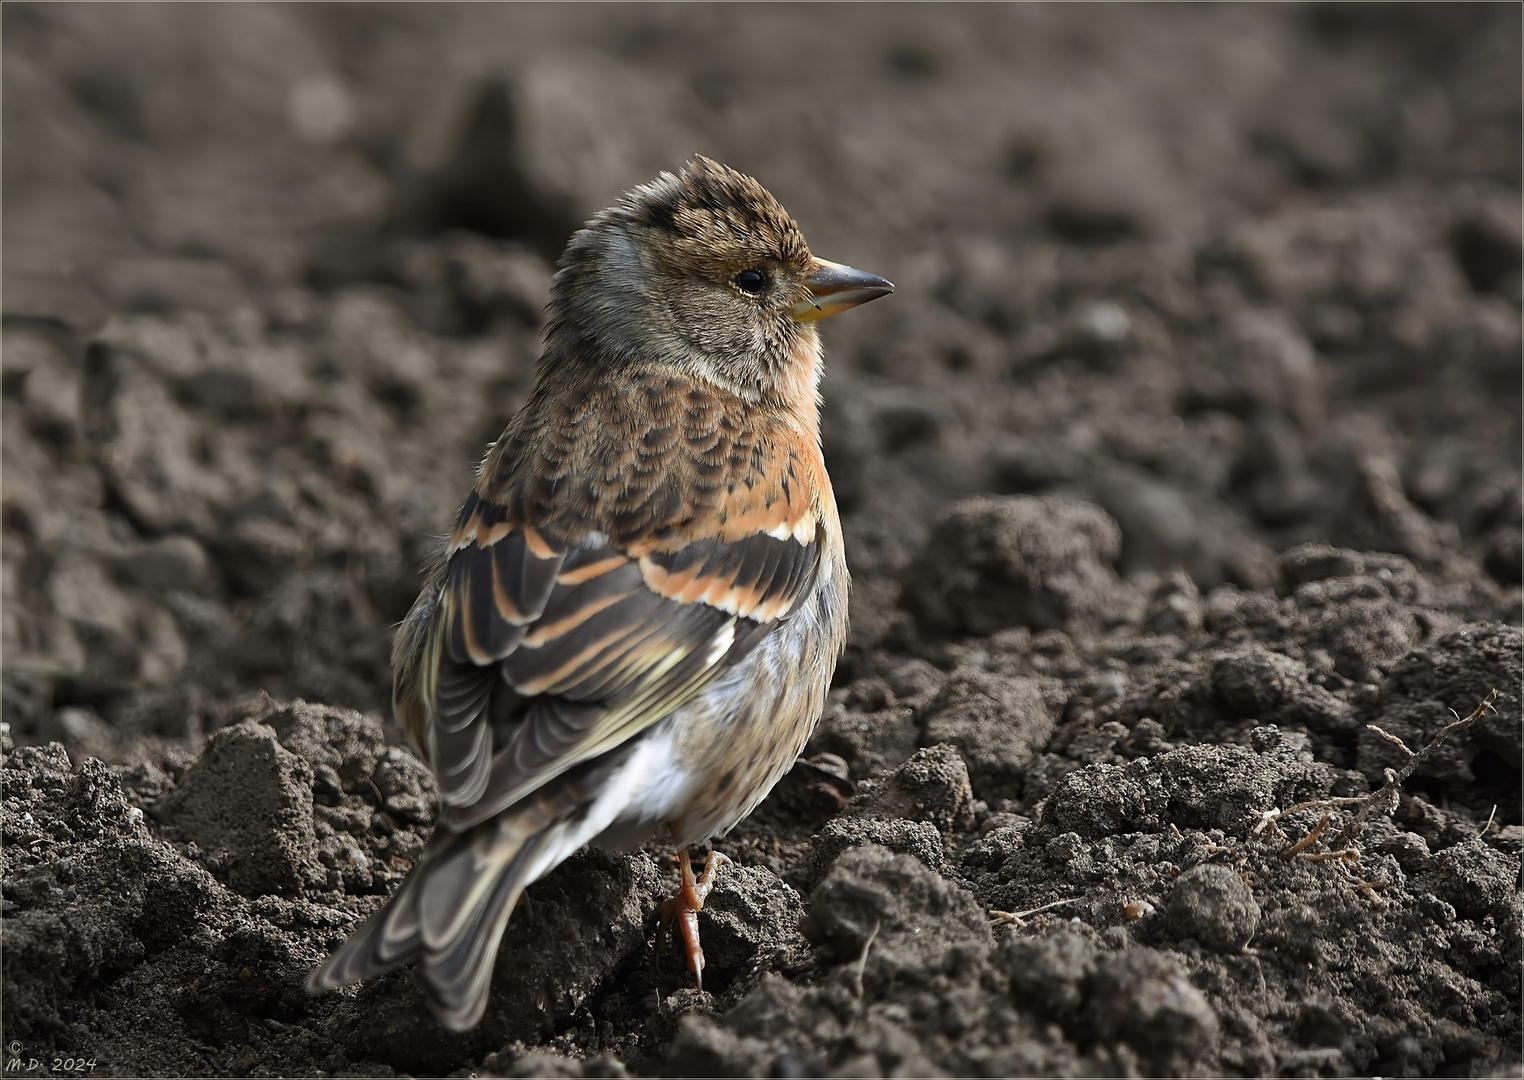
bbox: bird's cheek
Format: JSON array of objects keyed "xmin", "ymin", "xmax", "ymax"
[{"xmin": 696, "ymin": 319, "xmax": 748, "ymax": 362}]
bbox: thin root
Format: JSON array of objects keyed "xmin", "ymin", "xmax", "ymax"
[
  {"xmin": 850, "ymin": 918, "xmax": 881, "ymax": 999},
  {"xmin": 1354, "ymin": 876, "xmax": 1388, "ymax": 908},
  {"xmin": 1249, "ymin": 691, "xmax": 1499, "ymax": 853},
  {"xmin": 1255, "ymin": 691, "xmax": 1500, "ymax": 855},
  {"xmin": 1365, "ymin": 724, "xmax": 1415, "ymax": 756},
  {"xmin": 1279, "ymin": 814, "xmax": 1330, "ymax": 860},
  {"xmin": 991, "ymin": 896, "xmax": 1083, "ymax": 925},
  {"xmin": 1251, "ymin": 809, "xmax": 1282, "ymax": 836},
  {"xmin": 1340, "ymin": 689, "xmax": 1499, "ymax": 844},
  {"xmin": 1297, "ymin": 847, "xmax": 1359, "ymax": 863},
  {"xmin": 1252, "ymin": 797, "xmax": 1366, "ymax": 836}
]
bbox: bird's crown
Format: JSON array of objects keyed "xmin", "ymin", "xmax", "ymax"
[{"xmin": 616, "ymin": 156, "xmax": 811, "ymax": 272}]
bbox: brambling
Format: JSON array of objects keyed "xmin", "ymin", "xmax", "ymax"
[{"xmin": 308, "ymin": 157, "xmax": 892, "ymax": 1030}]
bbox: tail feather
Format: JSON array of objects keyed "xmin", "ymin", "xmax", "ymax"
[
  {"xmin": 307, "ymin": 742, "xmax": 643, "ymax": 1031},
  {"xmin": 306, "ymin": 818, "xmax": 557, "ymax": 1030},
  {"xmin": 416, "ymin": 818, "xmax": 529, "ymax": 954},
  {"xmin": 423, "ymin": 831, "xmax": 552, "ymax": 1028}
]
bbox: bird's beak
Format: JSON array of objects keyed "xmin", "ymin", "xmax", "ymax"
[{"xmin": 792, "ymin": 259, "xmax": 895, "ymax": 322}]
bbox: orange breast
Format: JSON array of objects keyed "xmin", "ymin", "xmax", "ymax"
[{"xmin": 477, "ymin": 368, "xmax": 829, "ymax": 556}]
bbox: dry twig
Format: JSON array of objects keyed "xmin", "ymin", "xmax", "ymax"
[{"xmin": 1341, "ymin": 689, "xmax": 1500, "ymax": 842}]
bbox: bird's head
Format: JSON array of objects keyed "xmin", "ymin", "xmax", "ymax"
[{"xmin": 543, "ymin": 157, "xmax": 893, "ymax": 404}]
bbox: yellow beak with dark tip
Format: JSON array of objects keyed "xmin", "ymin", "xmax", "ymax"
[{"xmin": 792, "ymin": 259, "xmax": 895, "ymax": 322}]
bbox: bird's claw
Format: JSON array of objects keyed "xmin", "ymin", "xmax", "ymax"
[{"xmin": 659, "ymin": 849, "xmax": 732, "ymax": 991}]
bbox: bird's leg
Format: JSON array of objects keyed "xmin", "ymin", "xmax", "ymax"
[{"xmin": 658, "ymin": 847, "xmax": 731, "ymax": 990}]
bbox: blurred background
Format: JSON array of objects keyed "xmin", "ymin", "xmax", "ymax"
[{"xmin": 4, "ymin": 3, "xmax": 1519, "ymax": 761}]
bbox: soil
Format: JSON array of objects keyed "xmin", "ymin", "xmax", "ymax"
[{"xmin": 3, "ymin": 5, "xmax": 1521, "ymax": 1077}]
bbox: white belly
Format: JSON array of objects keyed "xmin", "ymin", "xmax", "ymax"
[{"xmin": 590, "ymin": 553, "xmax": 847, "ymax": 852}]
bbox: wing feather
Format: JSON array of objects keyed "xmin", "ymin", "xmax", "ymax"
[
  {"xmin": 403, "ymin": 379, "xmax": 831, "ymax": 831},
  {"xmin": 428, "ymin": 657, "xmax": 496, "ymax": 805}
]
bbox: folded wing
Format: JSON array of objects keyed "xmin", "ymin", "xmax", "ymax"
[{"xmin": 416, "ymin": 476, "xmax": 823, "ymax": 830}]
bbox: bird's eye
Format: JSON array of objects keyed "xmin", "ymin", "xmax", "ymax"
[{"xmin": 733, "ymin": 268, "xmax": 768, "ymax": 295}]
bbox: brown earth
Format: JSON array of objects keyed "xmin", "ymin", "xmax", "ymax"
[{"xmin": 2, "ymin": 5, "xmax": 1521, "ymax": 1077}]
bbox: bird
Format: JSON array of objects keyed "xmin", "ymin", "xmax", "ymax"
[{"xmin": 306, "ymin": 157, "xmax": 893, "ymax": 1030}]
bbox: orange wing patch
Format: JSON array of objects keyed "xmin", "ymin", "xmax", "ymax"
[{"xmin": 637, "ymin": 526, "xmax": 820, "ymax": 622}]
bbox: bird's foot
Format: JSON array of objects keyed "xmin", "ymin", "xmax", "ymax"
[{"xmin": 658, "ymin": 848, "xmax": 731, "ymax": 991}]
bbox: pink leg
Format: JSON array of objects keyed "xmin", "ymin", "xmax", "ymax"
[{"xmin": 659, "ymin": 848, "xmax": 731, "ymax": 990}]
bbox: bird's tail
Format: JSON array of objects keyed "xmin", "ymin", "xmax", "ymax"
[{"xmin": 306, "ymin": 749, "xmax": 632, "ymax": 1032}]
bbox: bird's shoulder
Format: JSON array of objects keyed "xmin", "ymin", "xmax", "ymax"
[{"xmin": 471, "ymin": 365, "xmax": 828, "ymax": 552}]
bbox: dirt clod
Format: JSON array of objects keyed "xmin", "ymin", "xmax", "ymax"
[
  {"xmin": 919, "ymin": 667, "xmax": 1056, "ymax": 800},
  {"xmin": 156, "ymin": 719, "xmax": 321, "ymax": 897},
  {"xmin": 1165, "ymin": 864, "xmax": 1261, "ymax": 954},
  {"xmin": 901, "ymin": 495, "xmax": 1124, "ymax": 637}
]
